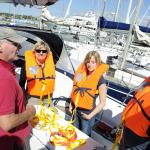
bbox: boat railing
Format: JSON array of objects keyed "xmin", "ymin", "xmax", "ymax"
[
  {"xmin": 106, "ymin": 79, "xmax": 134, "ymax": 105},
  {"xmin": 106, "ymin": 66, "xmax": 145, "ymax": 88},
  {"xmin": 107, "ymin": 86, "xmax": 133, "ymax": 98}
]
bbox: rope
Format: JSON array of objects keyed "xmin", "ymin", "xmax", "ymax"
[
  {"xmin": 69, "ymin": 93, "xmax": 79, "ymax": 124},
  {"xmin": 31, "ymin": 105, "xmax": 86, "ymax": 149},
  {"xmin": 69, "ymin": 85, "xmax": 95, "ymax": 123},
  {"xmin": 111, "ymin": 122, "xmax": 123, "ymax": 150}
]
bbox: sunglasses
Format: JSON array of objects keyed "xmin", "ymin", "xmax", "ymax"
[
  {"xmin": 6, "ymin": 39, "xmax": 22, "ymax": 49},
  {"xmin": 35, "ymin": 49, "xmax": 48, "ymax": 54}
]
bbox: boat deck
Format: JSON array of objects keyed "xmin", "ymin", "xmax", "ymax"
[{"xmin": 29, "ymin": 105, "xmax": 105, "ymax": 150}]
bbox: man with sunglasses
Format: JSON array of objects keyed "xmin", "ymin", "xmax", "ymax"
[
  {"xmin": 0, "ymin": 27, "xmax": 36, "ymax": 150},
  {"xmin": 19, "ymin": 41, "xmax": 55, "ymax": 106}
]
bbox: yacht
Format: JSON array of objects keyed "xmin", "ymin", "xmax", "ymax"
[{"xmin": 41, "ymin": 7, "xmax": 98, "ymax": 35}]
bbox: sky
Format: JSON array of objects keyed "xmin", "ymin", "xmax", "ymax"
[{"xmin": 0, "ymin": 0, "xmax": 150, "ymax": 25}]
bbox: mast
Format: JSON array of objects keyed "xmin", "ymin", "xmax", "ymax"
[
  {"xmin": 100, "ymin": 0, "xmax": 106, "ymax": 17},
  {"xmin": 64, "ymin": 0, "xmax": 72, "ymax": 18},
  {"xmin": 120, "ymin": 0, "xmax": 143, "ymax": 70},
  {"xmin": 58, "ymin": 0, "xmax": 73, "ymax": 33},
  {"xmin": 114, "ymin": 0, "xmax": 121, "ymax": 22},
  {"xmin": 125, "ymin": 0, "xmax": 133, "ymax": 23},
  {"xmin": 96, "ymin": 0, "xmax": 106, "ymax": 44},
  {"xmin": 39, "ymin": 6, "xmax": 45, "ymax": 29}
]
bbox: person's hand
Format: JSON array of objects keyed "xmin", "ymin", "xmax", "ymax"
[
  {"xmin": 81, "ymin": 112, "xmax": 92, "ymax": 120},
  {"xmin": 26, "ymin": 104, "xmax": 36, "ymax": 120},
  {"xmin": 69, "ymin": 103, "xmax": 73, "ymax": 113}
]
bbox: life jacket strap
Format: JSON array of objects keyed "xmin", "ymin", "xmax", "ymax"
[
  {"xmin": 74, "ymin": 85, "xmax": 94, "ymax": 99},
  {"xmin": 27, "ymin": 76, "xmax": 55, "ymax": 83},
  {"xmin": 133, "ymin": 96, "xmax": 150, "ymax": 121},
  {"xmin": 39, "ymin": 80, "xmax": 51, "ymax": 106}
]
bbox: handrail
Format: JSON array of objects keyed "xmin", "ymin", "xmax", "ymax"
[{"xmin": 107, "ymin": 86, "xmax": 133, "ymax": 97}]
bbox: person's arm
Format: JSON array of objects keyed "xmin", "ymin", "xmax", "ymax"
[
  {"xmin": 88, "ymin": 83, "xmax": 106, "ymax": 119},
  {"xmin": 0, "ymin": 78, "xmax": 35, "ymax": 131},
  {"xmin": 0, "ymin": 105, "xmax": 35, "ymax": 132}
]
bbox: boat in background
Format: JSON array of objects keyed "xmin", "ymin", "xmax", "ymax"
[{"xmin": 41, "ymin": 6, "xmax": 99, "ymax": 37}]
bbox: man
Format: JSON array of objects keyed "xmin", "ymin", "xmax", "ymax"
[
  {"xmin": 0, "ymin": 27, "xmax": 36, "ymax": 150},
  {"xmin": 19, "ymin": 41, "xmax": 55, "ymax": 106},
  {"xmin": 119, "ymin": 77, "xmax": 150, "ymax": 150}
]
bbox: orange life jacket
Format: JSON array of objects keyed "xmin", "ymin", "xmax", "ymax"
[
  {"xmin": 71, "ymin": 63, "xmax": 109, "ymax": 110},
  {"xmin": 122, "ymin": 77, "xmax": 150, "ymax": 137},
  {"xmin": 25, "ymin": 50, "xmax": 55, "ymax": 97}
]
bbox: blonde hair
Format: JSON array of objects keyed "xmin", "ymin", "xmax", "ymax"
[
  {"xmin": 33, "ymin": 41, "xmax": 50, "ymax": 52},
  {"xmin": 83, "ymin": 51, "xmax": 102, "ymax": 66}
]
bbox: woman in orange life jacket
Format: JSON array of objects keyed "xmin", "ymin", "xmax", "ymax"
[
  {"xmin": 119, "ymin": 77, "xmax": 150, "ymax": 150},
  {"xmin": 19, "ymin": 41, "xmax": 55, "ymax": 106},
  {"xmin": 69, "ymin": 51, "xmax": 109, "ymax": 136}
]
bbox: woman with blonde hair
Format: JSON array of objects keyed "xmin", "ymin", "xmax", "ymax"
[
  {"xmin": 19, "ymin": 41, "xmax": 55, "ymax": 106},
  {"xmin": 69, "ymin": 51, "xmax": 109, "ymax": 136}
]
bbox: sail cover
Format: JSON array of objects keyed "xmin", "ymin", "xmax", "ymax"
[
  {"xmin": 98, "ymin": 16, "xmax": 150, "ymax": 33},
  {"xmin": 133, "ymin": 25, "xmax": 150, "ymax": 47},
  {"xmin": 0, "ymin": 0, "xmax": 58, "ymax": 6}
]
